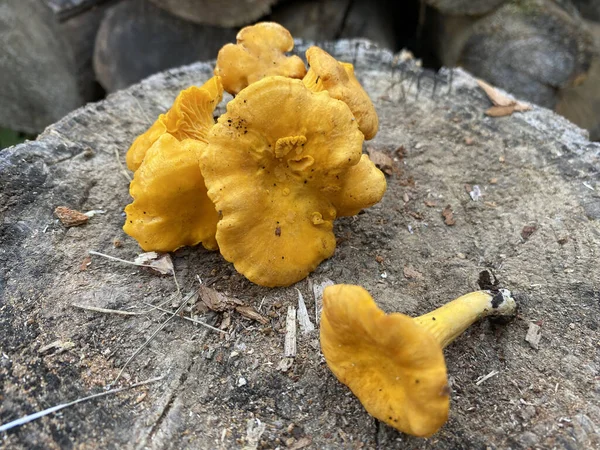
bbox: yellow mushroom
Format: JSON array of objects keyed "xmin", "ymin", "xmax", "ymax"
[
  {"xmin": 320, "ymin": 284, "xmax": 517, "ymax": 437},
  {"xmin": 201, "ymin": 76, "xmax": 386, "ymax": 287},
  {"xmin": 214, "ymin": 22, "xmax": 307, "ymax": 95},
  {"xmin": 303, "ymin": 46, "xmax": 378, "ymax": 140},
  {"xmin": 124, "ymin": 134, "xmax": 219, "ymax": 252},
  {"xmin": 126, "ymin": 76, "xmax": 223, "ymax": 172}
]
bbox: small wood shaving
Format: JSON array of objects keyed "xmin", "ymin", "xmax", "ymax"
[
  {"xmin": 296, "ymin": 289, "xmax": 315, "ymax": 334},
  {"xmin": 424, "ymin": 200, "xmax": 437, "ymax": 207},
  {"xmin": 442, "ymin": 205, "xmax": 456, "ymax": 226},
  {"xmin": 475, "ymin": 370, "xmax": 499, "ymax": 386},
  {"xmin": 525, "ymin": 322, "xmax": 542, "ymax": 349},
  {"xmin": 54, "ymin": 206, "xmax": 89, "ymax": 227},
  {"xmin": 284, "ymin": 306, "xmax": 297, "ymax": 358},
  {"xmin": 403, "ymin": 265, "xmax": 424, "ymax": 280},
  {"xmin": 310, "ymin": 278, "xmax": 334, "ymax": 325},
  {"xmin": 235, "ymin": 305, "xmax": 268, "ymax": 325}
]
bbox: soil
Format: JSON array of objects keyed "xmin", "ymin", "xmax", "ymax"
[{"xmin": 1, "ymin": 40, "xmax": 599, "ymax": 449}]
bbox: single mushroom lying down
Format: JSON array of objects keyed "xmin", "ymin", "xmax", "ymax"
[
  {"xmin": 201, "ymin": 76, "xmax": 386, "ymax": 287},
  {"xmin": 320, "ymin": 284, "xmax": 517, "ymax": 437}
]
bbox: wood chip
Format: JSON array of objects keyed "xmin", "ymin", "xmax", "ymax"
[
  {"xmin": 310, "ymin": 278, "xmax": 334, "ymax": 325},
  {"xmin": 54, "ymin": 206, "xmax": 89, "ymax": 227},
  {"xmin": 442, "ymin": 205, "xmax": 456, "ymax": 226},
  {"xmin": 367, "ymin": 147, "xmax": 394, "ymax": 175},
  {"xmin": 284, "ymin": 306, "xmax": 297, "ymax": 358},
  {"xmin": 133, "ymin": 252, "xmax": 174, "ymax": 275},
  {"xmin": 296, "ymin": 289, "xmax": 314, "ymax": 334},
  {"xmin": 525, "ymin": 322, "xmax": 542, "ymax": 349},
  {"xmin": 424, "ymin": 200, "xmax": 437, "ymax": 207},
  {"xmin": 403, "ymin": 265, "xmax": 424, "ymax": 280}
]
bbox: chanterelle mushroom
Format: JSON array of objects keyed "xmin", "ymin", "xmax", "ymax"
[
  {"xmin": 201, "ymin": 76, "xmax": 386, "ymax": 287},
  {"xmin": 303, "ymin": 46, "xmax": 378, "ymax": 140},
  {"xmin": 124, "ymin": 133, "xmax": 219, "ymax": 252},
  {"xmin": 214, "ymin": 22, "xmax": 307, "ymax": 95},
  {"xmin": 320, "ymin": 284, "xmax": 517, "ymax": 437},
  {"xmin": 126, "ymin": 76, "xmax": 223, "ymax": 172}
]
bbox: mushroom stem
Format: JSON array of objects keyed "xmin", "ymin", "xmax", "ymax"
[{"xmin": 413, "ymin": 289, "xmax": 516, "ymax": 349}]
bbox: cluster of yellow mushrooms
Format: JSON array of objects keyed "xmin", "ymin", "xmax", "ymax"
[
  {"xmin": 122, "ymin": 22, "xmax": 517, "ymax": 438},
  {"xmin": 124, "ymin": 22, "xmax": 386, "ymax": 288}
]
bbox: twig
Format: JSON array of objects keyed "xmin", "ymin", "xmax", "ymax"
[
  {"xmin": 475, "ymin": 370, "xmax": 499, "ymax": 386},
  {"xmin": 141, "ymin": 302, "xmax": 225, "ymax": 334},
  {"xmin": 0, "ymin": 375, "xmax": 164, "ymax": 432},
  {"xmin": 72, "ymin": 304, "xmax": 141, "ymax": 316}
]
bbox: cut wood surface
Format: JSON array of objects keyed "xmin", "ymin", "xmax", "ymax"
[
  {"xmin": 0, "ymin": 0, "xmax": 104, "ymax": 133},
  {"xmin": 436, "ymin": 0, "xmax": 595, "ymax": 108},
  {"xmin": 147, "ymin": 0, "xmax": 279, "ymax": 27},
  {"xmin": 94, "ymin": 0, "xmax": 236, "ymax": 92},
  {"xmin": 425, "ymin": 0, "xmax": 509, "ymax": 15},
  {"xmin": 1, "ymin": 40, "xmax": 599, "ymax": 449}
]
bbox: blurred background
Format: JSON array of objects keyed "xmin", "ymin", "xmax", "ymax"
[{"xmin": 1, "ymin": 0, "xmax": 599, "ymax": 149}]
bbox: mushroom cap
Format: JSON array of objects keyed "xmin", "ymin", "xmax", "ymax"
[
  {"xmin": 332, "ymin": 153, "xmax": 387, "ymax": 217},
  {"xmin": 214, "ymin": 22, "xmax": 307, "ymax": 95},
  {"xmin": 320, "ymin": 284, "xmax": 450, "ymax": 437},
  {"xmin": 201, "ymin": 76, "xmax": 365, "ymax": 287},
  {"xmin": 303, "ymin": 46, "xmax": 379, "ymax": 140},
  {"xmin": 126, "ymin": 76, "xmax": 223, "ymax": 172},
  {"xmin": 124, "ymin": 133, "xmax": 219, "ymax": 252}
]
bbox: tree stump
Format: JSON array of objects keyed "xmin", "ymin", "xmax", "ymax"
[
  {"xmin": 1, "ymin": 40, "xmax": 599, "ymax": 449},
  {"xmin": 434, "ymin": 0, "xmax": 595, "ymax": 108},
  {"xmin": 0, "ymin": 0, "xmax": 104, "ymax": 134},
  {"xmin": 147, "ymin": 0, "xmax": 280, "ymax": 27},
  {"xmin": 93, "ymin": 0, "xmax": 236, "ymax": 92}
]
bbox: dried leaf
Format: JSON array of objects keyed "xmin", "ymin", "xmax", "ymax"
[
  {"xmin": 477, "ymin": 79, "xmax": 532, "ymax": 117},
  {"xmin": 367, "ymin": 147, "xmax": 394, "ymax": 175},
  {"xmin": 485, "ymin": 105, "xmax": 518, "ymax": 117},
  {"xmin": 133, "ymin": 252, "xmax": 174, "ymax": 275},
  {"xmin": 442, "ymin": 205, "xmax": 456, "ymax": 226},
  {"xmin": 198, "ymin": 285, "xmax": 243, "ymax": 312},
  {"xmin": 477, "ymin": 79, "xmax": 514, "ymax": 107},
  {"xmin": 235, "ymin": 305, "xmax": 268, "ymax": 325},
  {"xmin": 403, "ymin": 265, "xmax": 424, "ymax": 280},
  {"xmin": 54, "ymin": 206, "xmax": 89, "ymax": 227}
]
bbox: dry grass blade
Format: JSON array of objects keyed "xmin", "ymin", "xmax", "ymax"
[
  {"xmin": 0, "ymin": 375, "xmax": 164, "ymax": 432},
  {"xmin": 142, "ymin": 301, "xmax": 226, "ymax": 334},
  {"xmin": 112, "ymin": 289, "xmax": 193, "ymax": 385}
]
